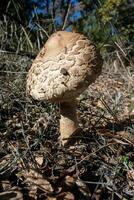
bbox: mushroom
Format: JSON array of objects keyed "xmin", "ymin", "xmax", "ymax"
[{"xmin": 26, "ymin": 31, "xmax": 103, "ymax": 144}]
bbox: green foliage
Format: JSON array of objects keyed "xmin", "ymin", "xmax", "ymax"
[
  {"xmin": 74, "ymin": 0, "xmax": 133, "ymax": 50},
  {"xmin": 0, "ymin": 0, "xmax": 133, "ymax": 53},
  {"xmin": 119, "ymin": 156, "xmax": 133, "ymax": 169},
  {"xmin": 99, "ymin": 0, "xmax": 127, "ymax": 24},
  {"xmin": 74, "ymin": 1, "xmax": 113, "ymax": 47},
  {"xmin": 98, "ymin": 0, "xmax": 133, "ymax": 42}
]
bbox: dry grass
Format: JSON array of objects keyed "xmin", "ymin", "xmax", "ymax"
[{"xmin": 0, "ymin": 44, "xmax": 134, "ymax": 199}]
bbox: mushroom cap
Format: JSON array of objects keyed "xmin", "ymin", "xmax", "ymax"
[{"xmin": 27, "ymin": 31, "xmax": 103, "ymax": 102}]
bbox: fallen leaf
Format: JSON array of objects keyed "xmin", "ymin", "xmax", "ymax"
[
  {"xmin": 19, "ymin": 169, "xmax": 53, "ymax": 195},
  {"xmin": 0, "ymin": 187, "xmax": 23, "ymax": 200},
  {"xmin": 57, "ymin": 192, "xmax": 74, "ymax": 200},
  {"xmin": 35, "ymin": 155, "xmax": 44, "ymax": 166},
  {"xmin": 76, "ymin": 178, "xmax": 91, "ymax": 198},
  {"xmin": 1, "ymin": 180, "xmax": 11, "ymax": 191},
  {"xmin": 127, "ymin": 170, "xmax": 134, "ymax": 189},
  {"xmin": 64, "ymin": 175, "xmax": 75, "ymax": 188}
]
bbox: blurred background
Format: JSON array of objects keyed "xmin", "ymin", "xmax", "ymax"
[{"xmin": 0, "ymin": 0, "xmax": 134, "ymax": 53}]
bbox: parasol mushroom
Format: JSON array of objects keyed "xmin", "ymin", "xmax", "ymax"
[{"xmin": 26, "ymin": 31, "xmax": 103, "ymax": 144}]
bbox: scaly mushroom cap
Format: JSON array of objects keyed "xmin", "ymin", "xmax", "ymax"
[{"xmin": 27, "ymin": 31, "xmax": 102, "ymax": 102}]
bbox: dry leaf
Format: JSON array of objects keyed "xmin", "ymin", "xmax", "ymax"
[
  {"xmin": 127, "ymin": 170, "xmax": 134, "ymax": 189},
  {"xmin": 1, "ymin": 180, "xmax": 11, "ymax": 191},
  {"xmin": 28, "ymin": 185, "xmax": 37, "ymax": 200},
  {"xmin": 0, "ymin": 187, "xmax": 23, "ymax": 200},
  {"xmin": 35, "ymin": 155, "xmax": 44, "ymax": 166},
  {"xmin": 117, "ymin": 131, "xmax": 134, "ymax": 143},
  {"xmin": 112, "ymin": 138, "xmax": 130, "ymax": 145},
  {"xmin": 19, "ymin": 169, "xmax": 53, "ymax": 195},
  {"xmin": 64, "ymin": 175, "xmax": 75, "ymax": 188},
  {"xmin": 57, "ymin": 192, "xmax": 74, "ymax": 200},
  {"xmin": 27, "ymin": 169, "xmax": 53, "ymax": 192},
  {"xmin": 0, "ymin": 154, "xmax": 17, "ymax": 179},
  {"xmin": 76, "ymin": 178, "xmax": 91, "ymax": 198},
  {"xmin": 92, "ymin": 189, "xmax": 102, "ymax": 200}
]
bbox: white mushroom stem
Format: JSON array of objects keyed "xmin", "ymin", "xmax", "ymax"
[{"xmin": 60, "ymin": 99, "xmax": 79, "ymax": 144}]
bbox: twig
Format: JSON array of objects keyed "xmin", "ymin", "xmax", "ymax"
[
  {"xmin": 0, "ymin": 49, "xmax": 36, "ymax": 58},
  {"xmin": 62, "ymin": 1, "xmax": 71, "ymax": 30},
  {"xmin": 35, "ymin": 23, "xmax": 50, "ymax": 38},
  {"xmin": 100, "ymin": 98, "xmax": 120, "ymax": 122},
  {"xmin": 0, "ymin": 71, "xmax": 27, "ymax": 74},
  {"xmin": 115, "ymin": 41, "xmax": 127, "ymax": 57},
  {"xmin": 74, "ymin": 142, "xmax": 116, "ymax": 166},
  {"xmin": 82, "ymin": 180, "xmax": 110, "ymax": 186},
  {"xmin": 51, "ymin": 0, "xmax": 56, "ymax": 32}
]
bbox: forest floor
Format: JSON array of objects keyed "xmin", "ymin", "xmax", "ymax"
[{"xmin": 0, "ymin": 52, "xmax": 134, "ymax": 200}]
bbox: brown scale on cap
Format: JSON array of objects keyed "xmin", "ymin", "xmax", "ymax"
[{"xmin": 27, "ymin": 31, "xmax": 103, "ymax": 145}]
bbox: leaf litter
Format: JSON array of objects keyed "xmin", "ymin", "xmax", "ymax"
[{"xmin": 0, "ymin": 53, "xmax": 134, "ymax": 199}]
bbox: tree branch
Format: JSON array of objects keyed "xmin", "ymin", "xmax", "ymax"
[{"xmin": 62, "ymin": 0, "xmax": 71, "ymax": 30}]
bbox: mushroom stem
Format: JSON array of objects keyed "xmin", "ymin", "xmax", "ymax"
[{"xmin": 60, "ymin": 99, "xmax": 79, "ymax": 144}]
